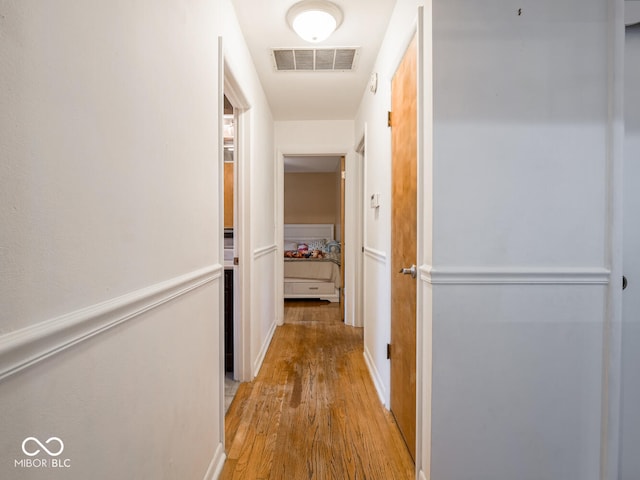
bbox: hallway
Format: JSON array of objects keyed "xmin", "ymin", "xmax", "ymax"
[
  {"xmin": 220, "ymin": 300, "xmax": 414, "ymax": 479},
  {"xmin": 2, "ymin": 2, "xmax": 633, "ymax": 478}
]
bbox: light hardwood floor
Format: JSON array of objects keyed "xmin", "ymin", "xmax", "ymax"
[{"xmin": 220, "ymin": 300, "xmax": 414, "ymax": 480}]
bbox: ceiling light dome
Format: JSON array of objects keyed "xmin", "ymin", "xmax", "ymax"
[{"xmin": 286, "ymin": 0, "xmax": 343, "ymax": 43}]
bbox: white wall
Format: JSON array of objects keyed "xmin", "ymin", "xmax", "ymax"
[
  {"xmin": 275, "ymin": 120, "xmax": 355, "ymax": 156},
  {"xmin": 620, "ymin": 22, "xmax": 640, "ymax": 480},
  {"xmin": 0, "ymin": 0, "xmax": 225, "ymax": 478},
  {"xmin": 354, "ymin": 0, "xmax": 421, "ymax": 408},
  {"xmin": 424, "ymin": 1, "xmax": 616, "ymax": 479},
  {"xmin": 222, "ymin": 0, "xmax": 277, "ymax": 379}
]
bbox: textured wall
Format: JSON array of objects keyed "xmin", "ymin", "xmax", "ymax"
[{"xmin": 0, "ymin": 0, "xmax": 224, "ymax": 477}]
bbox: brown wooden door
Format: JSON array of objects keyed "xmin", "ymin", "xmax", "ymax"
[
  {"xmin": 390, "ymin": 34, "xmax": 417, "ymax": 460},
  {"xmin": 224, "ymin": 162, "xmax": 234, "ymax": 228}
]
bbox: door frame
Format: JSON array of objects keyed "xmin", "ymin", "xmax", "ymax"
[
  {"xmin": 345, "ymin": 148, "xmax": 364, "ymax": 327},
  {"xmin": 415, "ymin": 7, "xmax": 428, "ymax": 479},
  {"xmin": 355, "ymin": 133, "xmax": 366, "ymax": 330},
  {"xmin": 223, "ymin": 61, "xmax": 253, "ymax": 382},
  {"xmin": 275, "ymin": 148, "xmax": 359, "ymax": 326},
  {"xmin": 275, "ymin": 150, "xmax": 284, "ymax": 326},
  {"xmin": 605, "ymin": 3, "xmax": 630, "ymax": 479}
]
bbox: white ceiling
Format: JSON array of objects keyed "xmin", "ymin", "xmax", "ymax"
[
  {"xmin": 230, "ymin": 0, "xmax": 397, "ymax": 121},
  {"xmin": 284, "ymin": 155, "xmax": 341, "ymax": 173}
]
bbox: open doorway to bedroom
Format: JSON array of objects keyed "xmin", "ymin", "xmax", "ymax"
[{"xmin": 282, "ymin": 155, "xmax": 345, "ymax": 320}]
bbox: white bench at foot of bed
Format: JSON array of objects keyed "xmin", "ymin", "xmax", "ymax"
[{"xmin": 283, "ymin": 278, "xmax": 339, "ymax": 302}]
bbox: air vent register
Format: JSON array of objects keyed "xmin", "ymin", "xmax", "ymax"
[{"xmin": 272, "ymin": 48, "xmax": 358, "ymax": 72}]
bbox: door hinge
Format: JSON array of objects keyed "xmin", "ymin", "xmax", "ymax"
[
  {"xmin": 341, "ymin": 170, "xmax": 346, "ymax": 180},
  {"xmin": 361, "ymin": 246, "xmax": 365, "ymax": 253},
  {"xmin": 233, "ymin": 257, "xmax": 239, "ymax": 265},
  {"xmin": 387, "ymin": 343, "xmax": 391, "ymax": 359},
  {"xmin": 387, "ymin": 111, "xmax": 392, "ymax": 127}
]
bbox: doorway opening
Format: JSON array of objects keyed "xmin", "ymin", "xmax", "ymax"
[
  {"xmin": 223, "ymin": 62, "xmax": 252, "ymax": 390},
  {"xmin": 222, "ymin": 94, "xmax": 239, "ymax": 412},
  {"xmin": 282, "ymin": 155, "xmax": 346, "ymax": 318}
]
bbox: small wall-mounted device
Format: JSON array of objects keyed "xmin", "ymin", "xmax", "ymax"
[
  {"xmin": 370, "ymin": 193, "xmax": 380, "ymax": 209},
  {"xmin": 369, "ymin": 72, "xmax": 378, "ymax": 94}
]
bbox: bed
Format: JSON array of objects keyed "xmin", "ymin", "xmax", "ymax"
[{"xmin": 283, "ymin": 224, "xmax": 341, "ymax": 302}]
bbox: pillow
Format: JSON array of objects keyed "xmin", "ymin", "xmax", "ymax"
[
  {"xmin": 297, "ymin": 243, "xmax": 309, "ymax": 252},
  {"xmin": 307, "ymin": 239, "xmax": 327, "ymax": 251},
  {"xmin": 284, "ymin": 241, "xmax": 298, "ymax": 251},
  {"xmin": 325, "ymin": 240, "xmax": 340, "ymax": 253}
]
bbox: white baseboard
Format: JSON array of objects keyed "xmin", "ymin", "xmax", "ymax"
[
  {"xmin": 363, "ymin": 346, "xmax": 388, "ymax": 408},
  {"xmin": 203, "ymin": 442, "xmax": 226, "ymax": 480},
  {"xmin": 253, "ymin": 319, "xmax": 277, "ymax": 378},
  {"xmin": 0, "ymin": 265, "xmax": 222, "ymax": 382},
  {"xmin": 283, "ymin": 290, "xmax": 340, "ymax": 302}
]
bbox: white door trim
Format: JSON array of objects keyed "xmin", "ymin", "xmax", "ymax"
[
  {"xmin": 275, "ymin": 147, "xmax": 356, "ymax": 326},
  {"xmin": 354, "ymin": 131, "xmax": 366, "ymax": 329},
  {"xmin": 275, "ymin": 150, "xmax": 284, "ymax": 326},
  {"xmin": 416, "ymin": 5, "xmax": 429, "ymax": 480},
  {"xmin": 601, "ymin": 1, "xmax": 626, "ymax": 478},
  {"xmin": 216, "ymin": 37, "xmax": 226, "ymax": 450}
]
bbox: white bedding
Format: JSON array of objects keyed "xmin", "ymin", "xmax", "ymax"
[{"xmin": 283, "ymin": 257, "xmax": 341, "ymax": 287}]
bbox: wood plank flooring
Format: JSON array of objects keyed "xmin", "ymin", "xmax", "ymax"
[{"xmin": 220, "ymin": 300, "xmax": 414, "ymax": 480}]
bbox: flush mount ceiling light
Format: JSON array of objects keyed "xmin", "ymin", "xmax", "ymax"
[{"xmin": 286, "ymin": 0, "xmax": 343, "ymax": 43}]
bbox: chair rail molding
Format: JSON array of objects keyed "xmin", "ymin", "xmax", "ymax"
[
  {"xmin": 0, "ymin": 265, "xmax": 222, "ymax": 382},
  {"xmin": 363, "ymin": 246, "xmax": 387, "ymax": 264},
  {"xmin": 254, "ymin": 244, "xmax": 278, "ymax": 259},
  {"xmin": 419, "ymin": 265, "xmax": 611, "ymax": 285}
]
